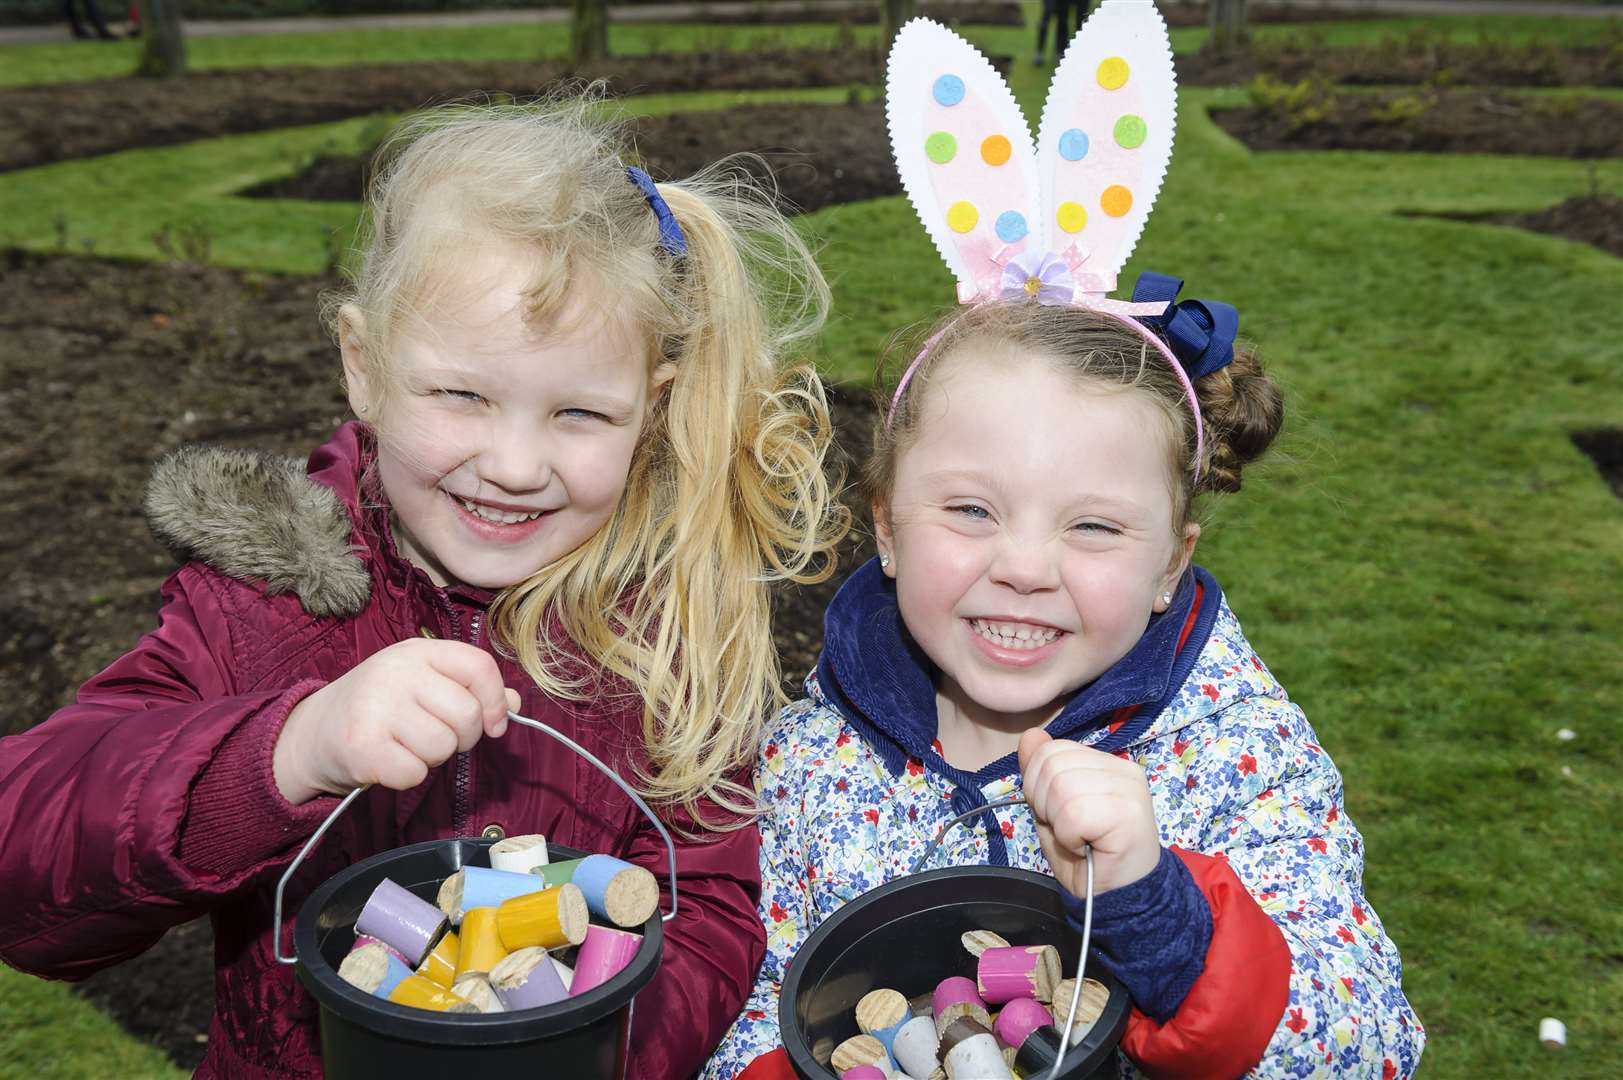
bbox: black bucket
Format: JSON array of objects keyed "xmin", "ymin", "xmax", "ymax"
[
  {"xmin": 293, "ymin": 839, "xmax": 661, "ymax": 1079},
  {"xmin": 778, "ymin": 865, "xmax": 1132, "ymax": 1080},
  {"xmin": 274, "ymin": 713, "xmax": 679, "ymax": 1080}
]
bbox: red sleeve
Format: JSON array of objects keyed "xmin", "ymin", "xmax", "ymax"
[
  {"xmin": 1120, "ymin": 848, "xmax": 1291, "ymax": 1079},
  {"xmin": 620, "ymin": 793, "xmax": 769, "ymax": 1079},
  {"xmin": 0, "ymin": 568, "xmax": 332, "ymax": 980},
  {"xmin": 738, "ymin": 1047, "xmax": 798, "ymax": 1080}
]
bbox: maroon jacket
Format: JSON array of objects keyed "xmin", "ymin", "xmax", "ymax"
[{"xmin": 0, "ymin": 424, "xmax": 765, "ymax": 1078}]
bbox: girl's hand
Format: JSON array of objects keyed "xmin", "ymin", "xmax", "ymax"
[
  {"xmin": 273, "ymin": 639, "xmax": 520, "ymax": 804},
  {"xmin": 1017, "ymin": 728, "xmax": 1163, "ymax": 897}
]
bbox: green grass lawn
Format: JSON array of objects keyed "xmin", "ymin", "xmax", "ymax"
[{"xmin": 2, "ymin": 10, "xmax": 1621, "ymax": 1080}]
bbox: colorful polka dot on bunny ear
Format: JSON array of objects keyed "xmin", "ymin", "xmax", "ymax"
[
  {"xmin": 1035, "ymin": 0, "xmax": 1178, "ymax": 289},
  {"xmin": 885, "ymin": 17, "xmax": 1042, "ymax": 298}
]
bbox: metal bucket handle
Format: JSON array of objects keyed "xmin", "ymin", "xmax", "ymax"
[
  {"xmin": 910, "ymin": 794, "xmax": 1097, "ymax": 1080},
  {"xmin": 274, "ymin": 709, "xmax": 680, "ymax": 966}
]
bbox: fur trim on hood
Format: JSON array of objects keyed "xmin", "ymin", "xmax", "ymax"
[{"xmin": 144, "ymin": 445, "xmax": 371, "ymax": 618}]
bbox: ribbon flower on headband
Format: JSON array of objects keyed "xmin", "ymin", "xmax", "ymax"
[{"xmin": 883, "ymin": 2, "xmax": 1242, "ymax": 460}]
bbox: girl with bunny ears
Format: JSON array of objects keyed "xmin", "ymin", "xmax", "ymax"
[{"xmin": 704, "ymin": 6, "xmax": 1423, "ymax": 1079}]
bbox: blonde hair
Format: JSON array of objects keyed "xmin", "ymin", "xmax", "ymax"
[
  {"xmin": 332, "ymin": 93, "xmax": 849, "ymax": 828},
  {"xmin": 870, "ymin": 301, "xmax": 1284, "ymax": 529}
]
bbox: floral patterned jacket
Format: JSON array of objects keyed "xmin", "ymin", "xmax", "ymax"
[{"xmin": 703, "ymin": 559, "xmax": 1424, "ymax": 1080}]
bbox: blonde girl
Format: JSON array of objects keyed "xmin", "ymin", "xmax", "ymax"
[{"xmin": 0, "ymin": 95, "xmax": 845, "ymax": 1080}]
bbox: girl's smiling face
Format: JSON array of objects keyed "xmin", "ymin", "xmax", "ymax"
[
  {"xmin": 876, "ymin": 347, "xmax": 1198, "ymax": 735},
  {"xmin": 343, "ymin": 241, "xmax": 667, "ymax": 591}
]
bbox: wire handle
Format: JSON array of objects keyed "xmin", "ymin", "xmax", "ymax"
[
  {"xmin": 273, "ymin": 709, "xmax": 680, "ymax": 966},
  {"xmin": 910, "ymin": 795, "xmax": 1095, "ymax": 1079}
]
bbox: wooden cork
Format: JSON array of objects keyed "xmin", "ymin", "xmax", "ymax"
[
  {"xmin": 1049, "ymin": 977, "xmax": 1110, "ymax": 1033},
  {"xmin": 959, "ymin": 929, "xmax": 1009, "ymax": 958},
  {"xmin": 337, "ymin": 940, "xmax": 411, "ymax": 999},
  {"xmin": 488, "ymin": 833, "xmax": 549, "ymax": 874},
  {"xmin": 856, "ymin": 988, "xmax": 909, "ymax": 1034},
  {"xmin": 451, "ymin": 972, "xmax": 504, "ymax": 1014},
  {"xmin": 830, "ymin": 1033, "xmax": 889, "ymax": 1074},
  {"xmin": 496, "ymin": 883, "xmax": 588, "ymax": 951}
]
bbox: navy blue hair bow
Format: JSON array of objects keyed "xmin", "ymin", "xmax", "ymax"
[
  {"xmin": 1130, "ymin": 271, "xmax": 1239, "ymax": 381},
  {"xmin": 625, "ymin": 166, "xmax": 688, "ymax": 258}
]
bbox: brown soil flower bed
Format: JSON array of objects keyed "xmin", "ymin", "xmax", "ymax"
[
  {"xmin": 665, "ymin": 0, "xmax": 1023, "ymax": 25},
  {"xmin": 1158, "ymin": 2, "xmax": 1379, "ymax": 28},
  {"xmin": 1406, "ymin": 193, "xmax": 1623, "ymax": 260},
  {"xmin": 1177, "ymin": 38, "xmax": 1623, "ymax": 88},
  {"xmin": 1210, "ymin": 90, "xmax": 1623, "ymax": 158},
  {"xmin": 0, "ymin": 46, "xmax": 884, "ymax": 174},
  {"xmin": 247, "ymin": 100, "xmax": 899, "ymax": 214}
]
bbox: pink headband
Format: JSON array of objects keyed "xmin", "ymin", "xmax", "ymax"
[{"xmin": 884, "ymin": 298, "xmax": 1206, "ymax": 479}]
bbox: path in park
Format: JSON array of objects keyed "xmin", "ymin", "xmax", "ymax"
[{"xmin": 0, "ymin": 0, "xmax": 1613, "ymax": 47}]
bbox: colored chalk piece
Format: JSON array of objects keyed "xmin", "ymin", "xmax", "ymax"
[
  {"xmin": 496, "ymin": 882, "xmax": 588, "ymax": 951},
  {"xmin": 939, "ymin": 1018, "xmax": 1011, "ymax": 1079},
  {"xmin": 387, "ymin": 973, "xmax": 478, "ymax": 1013},
  {"xmin": 337, "ymin": 940, "xmax": 412, "ymax": 1000},
  {"xmin": 454, "ymin": 907, "xmax": 507, "ymax": 980},
  {"xmin": 535, "ymin": 854, "xmax": 658, "ymax": 928},
  {"xmin": 571, "ymin": 925, "xmax": 643, "ymax": 996},
  {"xmin": 355, "ymin": 878, "xmax": 446, "ymax": 967},
  {"xmin": 437, "ymin": 865, "xmax": 543, "ymax": 924},
  {"xmin": 490, "ymin": 946, "xmax": 570, "ymax": 1011},
  {"xmin": 417, "ymin": 930, "xmax": 459, "ymax": 989},
  {"xmin": 976, "ymin": 944, "xmax": 1059, "ymax": 1004}
]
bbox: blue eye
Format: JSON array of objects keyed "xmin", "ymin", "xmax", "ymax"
[
  {"xmin": 559, "ymin": 408, "xmax": 609, "ymax": 422},
  {"xmin": 948, "ymin": 504, "xmax": 989, "ymax": 519},
  {"xmin": 1073, "ymin": 521, "xmax": 1122, "ymax": 536}
]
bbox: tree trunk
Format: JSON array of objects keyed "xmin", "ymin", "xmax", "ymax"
[
  {"xmin": 571, "ymin": 0, "xmax": 608, "ymax": 63},
  {"xmin": 1206, "ymin": 0, "xmax": 1249, "ymax": 59},
  {"xmin": 134, "ymin": 0, "xmax": 187, "ymax": 78},
  {"xmin": 882, "ymin": 0, "xmax": 917, "ymax": 49}
]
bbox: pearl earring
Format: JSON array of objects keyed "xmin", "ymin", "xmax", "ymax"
[
  {"xmin": 1161, "ymin": 592, "xmax": 1173, "ymax": 606},
  {"xmin": 880, "ymin": 555, "xmax": 892, "ymax": 569}
]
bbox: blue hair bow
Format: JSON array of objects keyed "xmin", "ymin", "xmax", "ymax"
[
  {"xmin": 625, "ymin": 166, "xmax": 688, "ymax": 258},
  {"xmin": 1130, "ymin": 271, "xmax": 1239, "ymax": 381}
]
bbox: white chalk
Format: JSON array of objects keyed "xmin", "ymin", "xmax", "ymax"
[{"xmin": 1538, "ymin": 1016, "xmax": 1566, "ymax": 1049}]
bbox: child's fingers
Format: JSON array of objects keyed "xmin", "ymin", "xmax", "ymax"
[
  {"xmin": 410, "ymin": 672, "xmax": 486, "ymax": 752},
  {"xmin": 391, "ymin": 708, "xmax": 461, "ymax": 769},
  {"xmin": 1021, "ymin": 738, "xmax": 1117, "ymax": 814},
  {"xmin": 492, "ymin": 689, "xmax": 520, "ymax": 736},
  {"xmin": 368, "ymin": 739, "xmax": 432, "ymax": 791},
  {"xmin": 1017, "ymin": 726, "xmax": 1052, "ymax": 771},
  {"xmin": 421, "ymin": 640, "xmax": 512, "ymax": 729}
]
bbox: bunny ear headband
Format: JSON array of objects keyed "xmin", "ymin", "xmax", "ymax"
[{"xmin": 884, "ymin": 1, "xmax": 1239, "ymax": 474}]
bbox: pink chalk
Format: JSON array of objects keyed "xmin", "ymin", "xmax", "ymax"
[
  {"xmin": 932, "ymin": 975, "xmax": 984, "ymax": 1018},
  {"xmin": 976, "ymin": 944, "xmax": 1059, "ymax": 1005},
  {"xmin": 570, "ymin": 925, "xmax": 642, "ymax": 995},
  {"xmin": 994, "ymin": 996, "xmax": 1054, "ymax": 1050},
  {"xmin": 841, "ymin": 1068, "xmax": 887, "ymax": 1080}
]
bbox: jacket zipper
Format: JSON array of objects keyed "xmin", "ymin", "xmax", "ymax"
[
  {"xmin": 438, "ymin": 598, "xmax": 482, "ymax": 837},
  {"xmin": 451, "ymin": 610, "xmax": 482, "ymax": 836}
]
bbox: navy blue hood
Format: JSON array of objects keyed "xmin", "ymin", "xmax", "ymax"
[{"xmin": 816, "ymin": 557, "xmax": 1222, "ymax": 790}]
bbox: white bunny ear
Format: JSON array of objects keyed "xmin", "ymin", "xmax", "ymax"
[
  {"xmin": 1036, "ymin": 0, "xmax": 1177, "ymax": 297},
  {"xmin": 886, "ymin": 18, "xmax": 1040, "ymax": 303}
]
